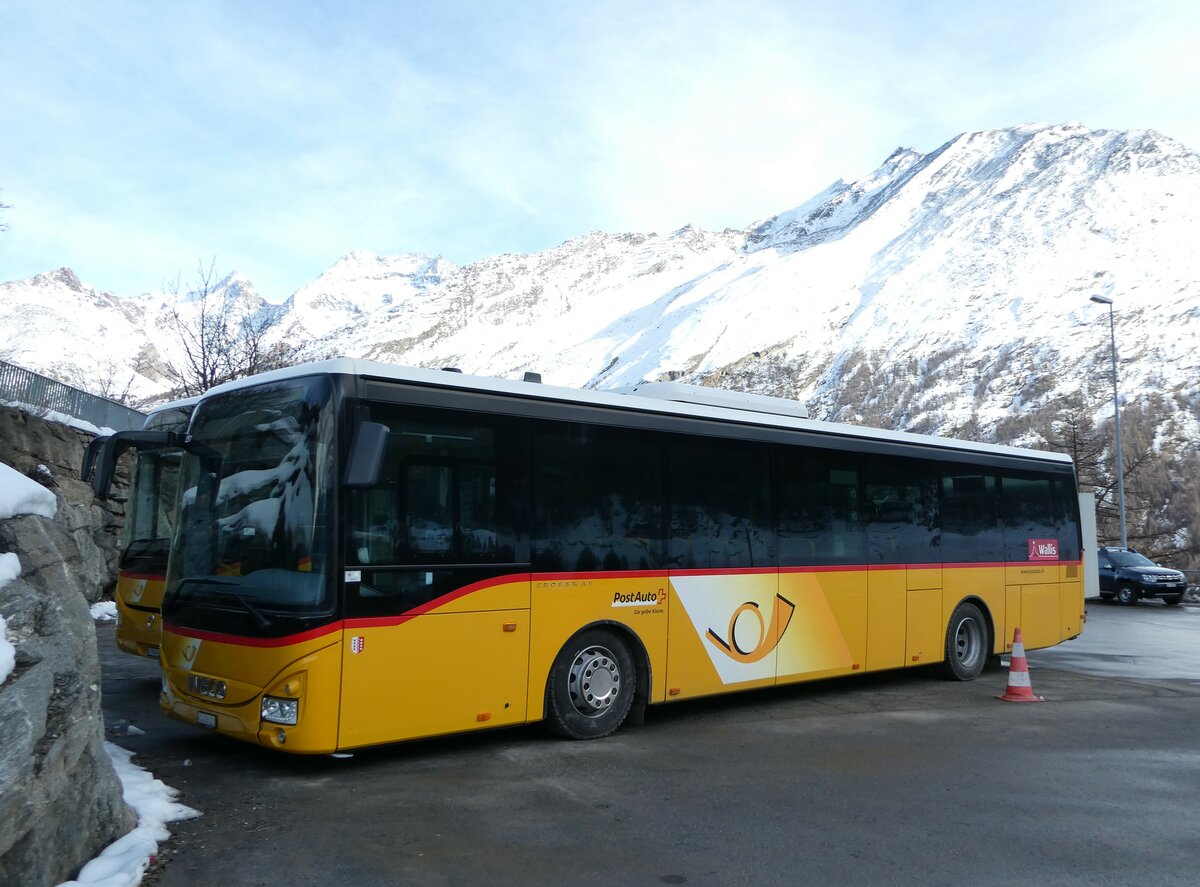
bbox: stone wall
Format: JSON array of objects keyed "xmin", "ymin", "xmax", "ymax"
[{"xmin": 0, "ymin": 406, "xmax": 136, "ymax": 887}]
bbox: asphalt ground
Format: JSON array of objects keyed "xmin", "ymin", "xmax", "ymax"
[{"xmin": 97, "ymin": 603, "xmax": 1200, "ymax": 887}]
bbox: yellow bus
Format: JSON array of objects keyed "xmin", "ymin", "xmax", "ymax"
[
  {"xmin": 83, "ymin": 397, "xmax": 196, "ymax": 660},
  {"xmin": 91, "ymin": 360, "xmax": 1083, "ymax": 754}
]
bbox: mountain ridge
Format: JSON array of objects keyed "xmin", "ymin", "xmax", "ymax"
[{"xmin": 2, "ymin": 122, "xmax": 1197, "ymax": 436}]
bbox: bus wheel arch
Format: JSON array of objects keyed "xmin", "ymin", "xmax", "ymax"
[
  {"xmin": 941, "ymin": 598, "xmax": 990, "ymax": 681},
  {"xmin": 544, "ymin": 622, "xmax": 646, "ymax": 739}
]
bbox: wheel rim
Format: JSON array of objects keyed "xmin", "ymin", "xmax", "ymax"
[
  {"xmin": 567, "ymin": 644, "xmax": 621, "ymax": 718},
  {"xmin": 1118, "ymin": 586, "xmax": 1134, "ymax": 604},
  {"xmin": 954, "ymin": 616, "xmax": 984, "ymax": 670}
]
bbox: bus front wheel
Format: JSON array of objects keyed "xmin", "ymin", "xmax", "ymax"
[
  {"xmin": 545, "ymin": 628, "xmax": 635, "ymax": 740},
  {"xmin": 941, "ymin": 601, "xmax": 987, "ymax": 681}
]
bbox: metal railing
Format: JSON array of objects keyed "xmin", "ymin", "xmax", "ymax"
[{"xmin": 0, "ymin": 359, "xmax": 147, "ymax": 432}]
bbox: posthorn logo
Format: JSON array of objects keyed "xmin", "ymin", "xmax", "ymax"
[{"xmin": 706, "ymin": 594, "xmax": 796, "ymax": 664}]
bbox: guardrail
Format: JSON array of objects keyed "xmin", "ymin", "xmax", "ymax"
[{"xmin": 0, "ymin": 359, "xmax": 147, "ymax": 432}]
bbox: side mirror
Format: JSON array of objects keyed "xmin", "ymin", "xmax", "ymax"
[
  {"xmin": 81, "ymin": 435, "xmax": 107, "ymax": 483},
  {"xmin": 88, "ymin": 431, "xmax": 181, "ymax": 499},
  {"xmin": 344, "ymin": 422, "xmax": 389, "ymax": 487}
]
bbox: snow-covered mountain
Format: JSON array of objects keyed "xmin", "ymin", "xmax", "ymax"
[
  {"xmin": 3, "ymin": 123, "xmax": 1198, "ymax": 448},
  {"xmin": 0, "ymin": 268, "xmax": 273, "ymax": 401}
]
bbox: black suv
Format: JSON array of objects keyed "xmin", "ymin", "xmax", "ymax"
[{"xmin": 1097, "ymin": 546, "xmax": 1188, "ymax": 606}]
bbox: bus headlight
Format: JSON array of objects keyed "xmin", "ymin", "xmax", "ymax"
[{"xmin": 261, "ymin": 696, "xmax": 299, "ymax": 726}]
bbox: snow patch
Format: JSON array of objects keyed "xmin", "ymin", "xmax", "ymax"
[
  {"xmin": 0, "ymin": 614, "xmax": 15, "ymax": 686},
  {"xmin": 57, "ymin": 742, "xmax": 200, "ymax": 887},
  {"xmin": 0, "ymin": 461, "xmax": 58, "ymax": 519}
]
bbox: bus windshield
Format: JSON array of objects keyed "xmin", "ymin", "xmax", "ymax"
[
  {"xmin": 120, "ymin": 449, "xmax": 182, "ymax": 571},
  {"xmin": 163, "ymin": 376, "xmax": 337, "ymax": 634}
]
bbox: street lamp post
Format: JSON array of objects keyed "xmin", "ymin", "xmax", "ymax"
[{"xmin": 1090, "ymin": 294, "xmax": 1127, "ymax": 548}]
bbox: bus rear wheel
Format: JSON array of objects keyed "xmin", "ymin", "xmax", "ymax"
[
  {"xmin": 545, "ymin": 628, "xmax": 635, "ymax": 740},
  {"xmin": 941, "ymin": 602, "xmax": 987, "ymax": 681}
]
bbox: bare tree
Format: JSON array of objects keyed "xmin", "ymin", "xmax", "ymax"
[
  {"xmin": 162, "ymin": 259, "xmax": 299, "ymax": 397},
  {"xmin": 95, "ymin": 353, "xmax": 153, "ymax": 405},
  {"xmin": 1042, "ymin": 393, "xmax": 1198, "ymax": 567}
]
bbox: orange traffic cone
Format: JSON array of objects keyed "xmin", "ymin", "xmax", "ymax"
[{"xmin": 996, "ymin": 627, "xmax": 1044, "ymax": 703}]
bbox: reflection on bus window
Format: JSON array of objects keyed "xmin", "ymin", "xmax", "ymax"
[
  {"xmin": 668, "ymin": 436, "xmax": 773, "ymax": 569},
  {"xmin": 533, "ymin": 423, "xmax": 663, "ymax": 572},
  {"xmin": 169, "ymin": 377, "xmax": 335, "ymax": 614},
  {"xmin": 346, "ymin": 406, "xmax": 514, "ymax": 567}
]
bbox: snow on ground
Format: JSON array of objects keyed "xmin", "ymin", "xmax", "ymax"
[
  {"xmin": 0, "ymin": 460, "xmax": 58, "ymax": 519},
  {"xmin": 57, "ymin": 743, "xmax": 200, "ymax": 887},
  {"xmin": 90, "ymin": 601, "xmax": 117, "ymax": 622},
  {"xmin": 0, "ymin": 614, "xmax": 14, "ymax": 686}
]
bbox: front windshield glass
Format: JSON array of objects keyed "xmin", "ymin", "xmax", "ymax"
[
  {"xmin": 120, "ymin": 450, "xmax": 182, "ymax": 571},
  {"xmin": 165, "ymin": 376, "xmax": 336, "ymax": 631},
  {"xmin": 1106, "ymin": 550, "xmax": 1156, "ymax": 568}
]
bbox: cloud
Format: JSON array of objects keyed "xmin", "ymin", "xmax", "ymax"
[{"xmin": 2, "ymin": 0, "xmax": 1199, "ymax": 301}]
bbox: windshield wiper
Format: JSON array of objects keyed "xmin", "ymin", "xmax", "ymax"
[{"xmin": 173, "ymin": 577, "xmax": 274, "ymax": 628}]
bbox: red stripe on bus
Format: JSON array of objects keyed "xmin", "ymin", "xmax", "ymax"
[
  {"xmin": 163, "ymin": 621, "xmax": 343, "ymax": 648},
  {"xmin": 667, "ymin": 567, "xmax": 778, "ymax": 577},
  {"xmin": 166, "ymin": 558, "xmax": 1085, "ymax": 644},
  {"xmin": 346, "ymin": 572, "xmax": 532, "ymax": 630},
  {"xmin": 533, "ymin": 570, "xmax": 667, "ymax": 581}
]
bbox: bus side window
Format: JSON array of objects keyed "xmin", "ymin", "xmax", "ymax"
[
  {"xmin": 532, "ymin": 422, "xmax": 664, "ymax": 572},
  {"xmin": 940, "ymin": 466, "xmax": 1000, "ymax": 564},
  {"xmin": 404, "ymin": 462, "xmax": 456, "ymax": 555},
  {"xmin": 667, "ymin": 436, "xmax": 773, "ymax": 570},
  {"xmin": 865, "ymin": 458, "xmax": 939, "ymax": 564},
  {"xmin": 999, "ymin": 473, "xmax": 1054, "ymax": 562},
  {"xmin": 777, "ymin": 450, "xmax": 863, "ymax": 566},
  {"xmin": 345, "ymin": 404, "xmax": 516, "ymax": 569}
]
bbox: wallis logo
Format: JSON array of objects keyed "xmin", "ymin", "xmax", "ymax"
[{"xmin": 706, "ymin": 594, "xmax": 796, "ymax": 663}]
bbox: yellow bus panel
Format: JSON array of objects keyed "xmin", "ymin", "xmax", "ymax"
[
  {"xmin": 866, "ymin": 567, "xmax": 906, "ymax": 671},
  {"xmin": 115, "ymin": 573, "xmax": 166, "ymax": 658},
  {"xmin": 339, "ymin": 609, "xmax": 530, "ymax": 749},
  {"xmin": 160, "ymin": 627, "xmax": 343, "ymax": 753},
  {"xmin": 776, "ymin": 569, "xmax": 861, "ymax": 683},
  {"xmin": 905, "ymin": 587, "xmax": 942, "ymax": 666}
]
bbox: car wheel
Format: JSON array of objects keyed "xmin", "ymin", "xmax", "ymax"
[
  {"xmin": 1116, "ymin": 583, "xmax": 1139, "ymax": 606},
  {"xmin": 941, "ymin": 601, "xmax": 987, "ymax": 681},
  {"xmin": 1161, "ymin": 595, "xmax": 1183, "ymax": 607},
  {"xmin": 545, "ymin": 628, "xmax": 635, "ymax": 739}
]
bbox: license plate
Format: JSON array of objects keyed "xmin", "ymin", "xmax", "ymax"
[
  {"xmin": 145, "ymin": 646, "xmax": 160, "ymax": 660},
  {"xmin": 197, "ymin": 711, "xmax": 218, "ymax": 729}
]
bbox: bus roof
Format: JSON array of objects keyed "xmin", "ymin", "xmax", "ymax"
[
  {"xmin": 145, "ymin": 394, "xmax": 201, "ymax": 417},
  {"xmin": 202, "ymin": 358, "xmax": 1072, "ymax": 467}
]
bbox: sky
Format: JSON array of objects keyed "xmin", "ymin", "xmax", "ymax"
[{"xmin": 1, "ymin": 0, "xmax": 1199, "ymax": 303}]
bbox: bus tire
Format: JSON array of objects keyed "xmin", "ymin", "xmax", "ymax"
[
  {"xmin": 941, "ymin": 601, "xmax": 987, "ymax": 681},
  {"xmin": 545, "ymin": 628, "xmax": 635, "ymax": 740}
]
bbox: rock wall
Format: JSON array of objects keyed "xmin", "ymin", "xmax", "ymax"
[{"xmin": 0, "ymin": 406, "xmax": 136, "ymax": 887}]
